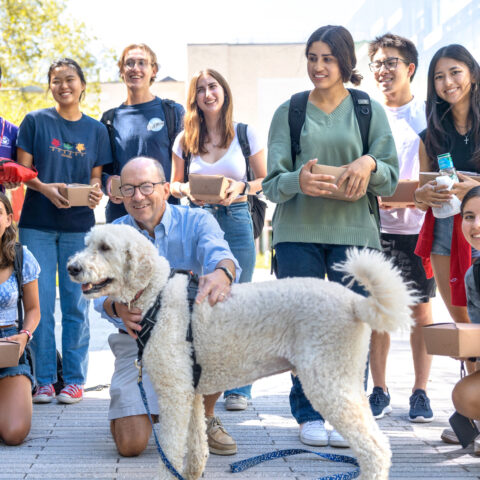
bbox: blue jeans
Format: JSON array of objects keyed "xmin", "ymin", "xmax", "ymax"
[
  {"xmin": 204, "ymin": 202, "xmax": 255, "ymax": 399},
  {"xmin": 275, "ymin": 242, "xmax": 368, "ymax": 424},
  {"xmin": 19, "ymin": 228, "xmax": 90, "ymax": 386}
]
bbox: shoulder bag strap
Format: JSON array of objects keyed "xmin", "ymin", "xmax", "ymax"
[{"xmin": 14, "ymin": 242, "xmax": 24, "ymax": 330}]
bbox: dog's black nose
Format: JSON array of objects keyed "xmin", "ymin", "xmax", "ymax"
[{"xmin": 67, "ymin": 263, "xmax": 82, "ymax": 277}]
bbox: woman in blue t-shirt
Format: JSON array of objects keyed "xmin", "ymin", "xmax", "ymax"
[
  {"xmin": 0, "ymin": 193, "xmax": 40, "ymax": 445},
  {"xmin": 16, "ymin": 58, "xmax": 112, "ymax": 405}
]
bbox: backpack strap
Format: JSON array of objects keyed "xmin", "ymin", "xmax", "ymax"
[
  {"xmin": 161, "ymin": 99, "xmax": 178, "ymax": 157},
  {"xmin": 236, "ymin": 123, "xmax": 253, "ymax": 181},
  {"xmin": 347, "ymin": 88, "xmax": 380, "ymax": 232},
  {"xmin": 13, "ymin": 242, "xmax": 24, "ymax": 330},
  {"xmin": 347, "ymin": 88, "xmax": 371, "ymax": 156},
  {"xmin": 183, "ymin": 149, "xmax": 192, "ymax": 182},
  {"xmin": 100, "ymin": 107, "xmax": 118, "ymax": 180},
  {"xmin": 288, "ymin": 90, "xmax": 310, "ymax": 162}
]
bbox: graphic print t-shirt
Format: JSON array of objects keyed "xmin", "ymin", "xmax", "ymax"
[{"xmin": 17, "ymin": 108, "xmax": 113, "ymax": 232}]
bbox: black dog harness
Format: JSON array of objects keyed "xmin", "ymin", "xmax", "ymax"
[{"xmin": 136, "ymin": 269, "xmax": 202, "ymax": 388}]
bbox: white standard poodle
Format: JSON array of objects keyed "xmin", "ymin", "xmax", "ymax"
[{"xmin": 68, "ymin": 224, "xmax": 415, "ymax": 480}]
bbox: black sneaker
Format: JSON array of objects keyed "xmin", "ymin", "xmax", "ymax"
[
  {"xmin": 369, "ymin": 386, "xmax": 392, "ymax": 419},
  {"xmin": 409, "ymin": 389, "xmax": 434, "ymax": 423}
]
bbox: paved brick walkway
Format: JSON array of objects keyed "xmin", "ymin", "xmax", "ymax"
[{"xmin": 2, "ymin": 269, "xmax": 480, "ymax": 479}]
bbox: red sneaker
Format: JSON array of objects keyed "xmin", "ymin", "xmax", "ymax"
[
  {"xmin": 57, "ymin": 384, "xmax": 84, "ymax": 404},
  {"xmin": 33, "ymin": 384, "xmax": 55, "ymax": 404}
]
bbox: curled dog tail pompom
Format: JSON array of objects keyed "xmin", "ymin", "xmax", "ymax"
[{"xmin": 333, "ymin": 248, "xmax": 417, "ymax": 333}]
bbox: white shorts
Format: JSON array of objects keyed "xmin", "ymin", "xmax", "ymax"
[{"xmin": 108, "ymin": 332, "xmax": 159, "ymax": 421}]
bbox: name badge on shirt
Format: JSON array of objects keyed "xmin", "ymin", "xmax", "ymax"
[{"xmin": 147, "ymin": 118, "xmax": 164, "ymax": 132}]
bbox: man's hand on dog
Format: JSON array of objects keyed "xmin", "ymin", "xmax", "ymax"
[
  {"xmin": 196, "ymin": 271, "xmax": 231, "ymax": 307},
  {"xmin": 115, "ymin": 302, "xmax": 143, "ymax": 339}
]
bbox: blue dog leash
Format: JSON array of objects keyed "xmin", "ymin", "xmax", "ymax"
[
  {"xmin": 137, "ymin": 362, "xmax": 186, "ymax": 480},
  {"xmin": 138, "ymin": 364, "xmax": 359, "ymax": 480},
  {"xmin": 230, "ymin": 449, "xmax": 360, "ymax": 480}
]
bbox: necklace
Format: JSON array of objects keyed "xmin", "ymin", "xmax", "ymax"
[{"xmin": 454, "ymin": 122, "xmax": 471, "ymax": 145}]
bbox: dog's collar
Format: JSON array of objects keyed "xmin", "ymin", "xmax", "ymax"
[{"xmin": 125, "ymin": 289, "xmax": 145, "ymax": 310}]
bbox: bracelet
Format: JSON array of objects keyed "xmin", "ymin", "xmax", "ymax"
[
  {"xmin": 215, "ymin": 266, "xmax": 234, "ymax": 285},
  {"xmin": 413, "ymin": 191, "xmax": 424, "ymax": 204},
  {"xmin": 19, "ymin": 329, "xmax": 33, "ymax": 343},
  {"xmin": 111, "ymin": 301, "xmax": 119, "ymax": 318}
]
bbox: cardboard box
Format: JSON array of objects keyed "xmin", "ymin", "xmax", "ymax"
[
  {"xmin": 380, "ymin": 179, "xmax": 419, "ymax": 207},
  {"xmin": 311, "ymin": 164, "xmax": 364, "ymax": 202},
  {"xmin": 59, "ymin": 184, "xmax": 96, "ymax": 206},
  {"xmin": 0, "ymin": 340, "xmax": 20, "ymax": 368},
  {"xmin": 419, "ymin": 171, "xmax": 480, "ymax": 187},
  {"xmin": 189, "ymin": 174, "xmax": 229, "ymax": 203},
  {"xmin": 423, "ymin": 323, "xmax": 480, "ymax": 357},
  {"xmin": 110, "ymin": 177, "xmax": 122, "ymax": 197}
]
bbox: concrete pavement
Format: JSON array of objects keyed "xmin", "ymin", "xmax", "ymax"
[{"xmin": 1, "ymin": 268, "xmax": 480, "ymax": 479}]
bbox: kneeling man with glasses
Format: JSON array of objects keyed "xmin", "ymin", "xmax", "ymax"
[{"xmin": 94, "ymin": 156, "xmax": 241, "ymax": 457}]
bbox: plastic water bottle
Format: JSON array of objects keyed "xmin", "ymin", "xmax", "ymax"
[
  {"xmin": 432, "ymin": 153, "xmax": 461, "ymax": 218},
  {"xmin": 438, "ymin": 153, "xmax": 459, "ymax": 182}
]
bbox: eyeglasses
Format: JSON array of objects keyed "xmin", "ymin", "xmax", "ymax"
[
  {"xmin": 124, "ymin": 59, "xmax": 152, "ymax": 70},
  {"xmin": 119, "ymin": 181, "xmax": 165, "ymax": 197},
  {"xmin": 368, "ymin": 57, "xmax": 410, "ymax": 73}
]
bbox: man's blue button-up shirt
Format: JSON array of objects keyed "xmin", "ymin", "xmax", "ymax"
[{"xmin": 94, "ymin": 203, "xmax": 240, "ymax": 329}]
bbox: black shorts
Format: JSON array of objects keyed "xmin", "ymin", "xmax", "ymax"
[{"xmin": 381, "ymin": 233, "xmax": 436, "ymax": 303}]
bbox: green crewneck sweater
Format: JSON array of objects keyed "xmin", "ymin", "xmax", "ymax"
[{"xmin": 262, "ymin": 94, "xmax": 399, "ymax": 250}]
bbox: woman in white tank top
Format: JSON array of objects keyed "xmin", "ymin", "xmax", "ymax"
[{"xmin": 170, "ymin": 69, "xmax": 266, "ymax": 408}]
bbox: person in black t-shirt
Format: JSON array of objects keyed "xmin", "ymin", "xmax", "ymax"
[{"xmin": 414, "ymin": 44, "xmax": 480, "ymax": 364}]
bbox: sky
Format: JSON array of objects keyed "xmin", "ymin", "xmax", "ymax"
[{"xmin": 67, "ymin": 0, "xmax": 365, "ymax": 81}]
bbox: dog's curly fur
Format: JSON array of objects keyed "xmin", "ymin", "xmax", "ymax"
[{"xmin": 68, "ymin": 224, "xmax": 416, "ymax": 480}]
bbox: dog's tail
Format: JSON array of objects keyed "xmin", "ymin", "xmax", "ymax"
[{"xmin": 333, "ymin": 248, "xmax": 416, "ymax": 333}]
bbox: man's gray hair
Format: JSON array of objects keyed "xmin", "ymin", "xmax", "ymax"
[{"xmin": 121, "ymin": 156, "xmax": 166, "ymax": 182}]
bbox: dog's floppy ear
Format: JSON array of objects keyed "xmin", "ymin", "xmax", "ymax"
[{"xmin": 124, "ymin": 241, "xmax": 155, "ymax": 291}]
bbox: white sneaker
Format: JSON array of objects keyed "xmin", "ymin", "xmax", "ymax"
[
  {"xmin": 299, "ymin": 420, "xmax": 328, "ymax": 446},
  {"xmin": 329, "ymin": 428, "xmax": 349, "ymax": 448}
]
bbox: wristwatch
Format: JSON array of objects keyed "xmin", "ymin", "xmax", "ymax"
[
  {"xmin": 242, "ymin": 181, "xmax": 251, "ymax": 195},
  {"xmin": 19, "ymin": 329, "xmax": 33, "ymax": 343},
  {"xmin": 111, "ymin": 301, "xmax": 120, "ymax": 318},
  {"xmin": 215, "ymin": 266, "xmax": 234, "ymax": 285}
]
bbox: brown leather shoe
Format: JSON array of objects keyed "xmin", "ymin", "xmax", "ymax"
[
  {"xmin": 206, "ymin": 416, "xmax": 237, "ymax": 455},
  {"xmin": 441, "ymin": 428, "xmax": 460, "ymax": 444}
]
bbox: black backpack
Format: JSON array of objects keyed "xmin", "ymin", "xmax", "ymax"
[
  {"xmin": 14, "ymin": 244, "xmax": 65, "ymax": 395},
  {"xmin": 183, "ymin": 123, "xmax": 267, "ymax": 239},
  {"xmin": 101, "ymin": 98, "xmax": 179, "ymax": 176},
  {"xmin": 288, "ymin": 88, "xmax": 380, "ymax": 232}
]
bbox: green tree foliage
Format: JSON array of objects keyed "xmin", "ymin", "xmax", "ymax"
[{"xmin": 0, "ymin": 0, "xmax": 113, "ymax": 125}]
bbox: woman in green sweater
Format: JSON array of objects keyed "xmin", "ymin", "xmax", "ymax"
[{"xmin": 262, "ymin": 25, "xmax": 398, "ymax": 449}]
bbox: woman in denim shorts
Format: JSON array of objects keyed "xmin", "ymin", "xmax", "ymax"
[
  {"xmin": 414, "ymin": 45, "xmax": 480, "ymax": 376},
  {"xmin": 0, "ymin": 193, "xmax": 40, "ymax": 444}
]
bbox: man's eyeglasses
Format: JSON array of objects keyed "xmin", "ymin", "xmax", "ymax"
[
  {"xmin": 119, "ymin": 181, "xmax": 165, "ymax": 197},
  {"xmin": 368, "ymin": 57, "xmax": 410, "ymax": 73},
  {"xmin": 124, "ymin": 59, "xmax": 152, "ymax": 70}
]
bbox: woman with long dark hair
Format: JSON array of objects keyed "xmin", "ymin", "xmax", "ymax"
[
  {"xmin": 263, "ymin": 25, "xmax": 398, "ymax": 448},
  {"xmin": 0, "ymin": 193, "xmax": 40, "ymax": 445},
  {"xmin": 17, "ymin": 58, "xmax": 112, "ymax": 404},
  {"xmin": 414, "ymin": 45, "xmax": 480, "ymax": 372}
]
